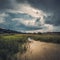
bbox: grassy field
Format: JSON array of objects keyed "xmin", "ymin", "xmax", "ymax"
[
  {"xmin": 0, "ymin": 34, "xmax": 28, "ymax": 60},
  {"xmin": 27, "ymin": 34, "xmax": 60, "ymax": 44},
  {"xmin": 0, "ymin": 34, "xmax": 60, "ymax": 60}
]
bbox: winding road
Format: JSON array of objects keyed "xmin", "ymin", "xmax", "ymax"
[{"xmin": 17, "ymin": 39, "xmax": 60, "ymax": 60}]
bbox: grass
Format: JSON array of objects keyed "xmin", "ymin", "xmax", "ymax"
[
  {"xmin": 0, "ymin": 34, "xmax": 28, "ymax": 60},
  {"xmin": 27, "ymin": 34, "xmax": 60, "ymax": 43}
]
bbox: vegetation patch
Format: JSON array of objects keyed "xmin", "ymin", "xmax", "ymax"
[{"xmin": 0, "ymin": 34, "xmax": 28, "ymax": 60}]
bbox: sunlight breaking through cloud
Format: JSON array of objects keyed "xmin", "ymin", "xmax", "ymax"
[{"xmin": 0, "ymin": 0, "xmax": 55, "ymax": 33}]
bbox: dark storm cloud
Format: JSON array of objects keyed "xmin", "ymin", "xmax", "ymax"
[
  {"xmin": 0, "ymin": 0, "xmax": 13, "ymax": 10},
  {"xmin": 0, "ymin": 12, "xmax": 42, "ymax": 31},
  {"xmin": 16, "ymin": 0, "xmax": 60, "ymax": 26},
  {"xmin": 45, "ymin": 12, "xmax": 60, "ymax": 26},
  {"xmin": 0, "ymin": 0, "xmax": 60, "ymax": 12},
  {"xmin": 16, "ymin": 0, "xmax": 27, "ymax": 3},
  {"xmin": 0, "ymin": 0, "xmax": 60, "ymax": 32},
  {"xmin": 16, "ymin": 0, "xmax": 60, "ymax": 11}
]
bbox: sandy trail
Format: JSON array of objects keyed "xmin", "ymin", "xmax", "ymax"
[{"xmin": 17, "ymin": 40, "xmax": 60, "ymax": 60}]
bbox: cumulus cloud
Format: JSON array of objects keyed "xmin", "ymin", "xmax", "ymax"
[
  {"xmin": 23, "ymin": 24, "xmax": 53, "ymax": 33},
  {"xmin": 44, "ymin": 24, "xmax": 53, "ymax": 32},
  {"xmin": 0, "ymin": 3, "xmax": 54, "ymax": 32},
  {"xmin": 16, "ymin": 3, "xmax": 47, "ymax": 17},
  {"xmin": 11, "ymin": 12, "xmax": 53, "ymax": 32},
  {"xmin": 16, "ymin": 0, "xmax": 60, "ymax": 27},
  {"xmin": 53, "ymin": 26, "xmax": 60, "ymax": 32},
  {"xmin": 12, "ymin": 18, "xmax": 36, "ymax": 26},
  {"xmin": 0, "ymin": 13, "xmax": 8, "ymax": 23},
  {"xmin": 0, "ymin": 0, "xmax": 60, "ymax": 32}
]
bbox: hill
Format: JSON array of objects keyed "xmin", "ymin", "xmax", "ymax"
[{"xmin": 0, "ymin": 28, "xmax": 22, "ymax": 34}]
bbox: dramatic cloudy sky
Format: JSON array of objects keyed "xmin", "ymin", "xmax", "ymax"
[{"xmin": 0, "ymin": 0, "xmax": 60, "ymax": 33}]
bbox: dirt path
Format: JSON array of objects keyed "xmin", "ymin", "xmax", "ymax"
[{"xmin": 17, "ymin": 40, "xmax": 60, "ymax": 60}]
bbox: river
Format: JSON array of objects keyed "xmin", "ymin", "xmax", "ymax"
[{"xmin": 16, "ymin": 38, "xmax": 60, "ymax": 60}]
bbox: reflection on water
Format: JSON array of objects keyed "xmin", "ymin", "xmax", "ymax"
[{"xmin": 16, "ymin": 38, "xmax": 60, "ymax": 60}]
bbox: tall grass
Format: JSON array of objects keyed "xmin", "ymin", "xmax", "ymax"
[
  {"xmin": 28, "ymin": 34, "xmax": 60, "ymax": 44},
  {"xmin": 0, "ymin": 34, "xmax": 28, "ymax": 60}
]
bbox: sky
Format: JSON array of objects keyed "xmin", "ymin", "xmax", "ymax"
[{"xmin": 0, "ymin": 0, "xmax": 60, "ymax": 33}]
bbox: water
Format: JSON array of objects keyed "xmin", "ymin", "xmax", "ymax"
[{"xmin": 15, "ymin": 38, "xmax": 60, "ymax": 60}]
